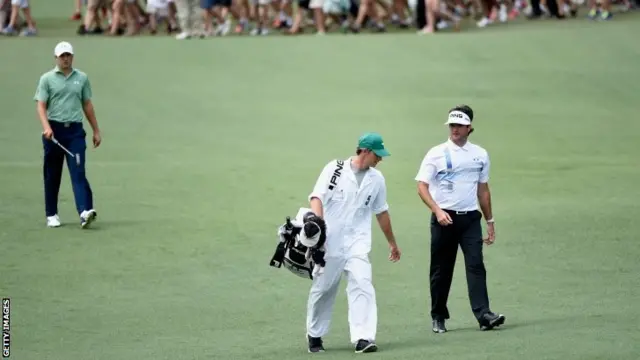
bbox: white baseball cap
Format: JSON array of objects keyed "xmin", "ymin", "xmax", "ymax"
[
  {"xmin": 54, "ymin": 41, "xmax": 74, "ymax": 57},
  {"xmin": 444, "ymin": 110, "xmax": 472, "ymax": 126}
]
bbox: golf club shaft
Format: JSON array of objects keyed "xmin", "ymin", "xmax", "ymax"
[
  {"xmin": 51, "ymin": 137, "xmax": 80, "ymax": 164},
  {"xmin": 51, "ymin": 137, "xmax": 73, "ymax": 157}
]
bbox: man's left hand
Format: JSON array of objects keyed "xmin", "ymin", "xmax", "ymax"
[
  {"xmin": 93, "ymin": 131, "xmax": 101, "ymax": 148},
  {"xmin": 483, "ymin": 223, "xmax": 495, "ymax": 245},
  {"xmin": 389, "ymin": 244, "xmax": 401, "ymax": 262}
]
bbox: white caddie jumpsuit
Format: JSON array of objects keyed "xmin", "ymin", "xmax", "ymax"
[{"xmin": 306, "ymin": 157, "xmax": 389, "ymax": 345}]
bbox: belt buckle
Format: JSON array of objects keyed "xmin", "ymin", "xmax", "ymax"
[
  {"xmin": 455, "ymin": 211, "xmax": 467, "ymax": 215},
  {"xmin": 64, "ymin": 123, "xmax": 70, "ymax": 128}
]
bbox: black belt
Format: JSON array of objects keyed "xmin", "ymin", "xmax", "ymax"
[
  {"xmin": 49, "ymin": 120, "xmax": 81, "ymax": 128},
  {"xmin": 443, "ymin": 209, "xmax": 478, "ymax": 215}
]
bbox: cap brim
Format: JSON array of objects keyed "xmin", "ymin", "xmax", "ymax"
[
  {"xmin": 373, "ymin": 148, "xmax": 390, "ymax": 157},
  {"xmin": 445, "ymin": 119, "xmax": 471, "ymax": 126}
]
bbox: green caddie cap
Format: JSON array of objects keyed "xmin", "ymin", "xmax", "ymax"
[{"xmin": 358, "ymin": 132, "xmax": 390, "ymax": 157}]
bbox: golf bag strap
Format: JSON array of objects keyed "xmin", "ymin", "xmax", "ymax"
[
  {"xmin": 326, "ymin": 159, "xmax": 345, "ymax": 193},
  {"xmin": 269, "ymin": 242, "xmax": 286, "ymax": 268}
]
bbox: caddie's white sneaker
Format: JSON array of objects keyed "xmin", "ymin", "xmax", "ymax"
[
  {"xmin": 47, "ymin": 215, "xmax": 61, "ymax": 228},
  {"xmin": 80, "ymin": 209, "xmax": 97, "ymax": 229}
]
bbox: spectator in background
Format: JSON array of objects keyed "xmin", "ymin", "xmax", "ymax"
[
  {"xmin": 286, "ymin": 0, "xmax": 310, "ymax": 33},
  {"xmin": 232, "ymin": 0, "xmax": 252, "ymax": 33},
  {"xmin": 1, "ymin": 0, "xmax": 37, "ymax": 35},
  {"xmin": 388, "ymin": 0, "xmax": 411, "ymax": 27},
  {"xmin": 526, "ymin": 0, "xmax": 578, "ymax": 19},
  {"xmin": 322, "ymin": 0, "xmax": 353, "ymax": 31},
  {"xmin": 251, "ymin": 0, "xmax": 273, "ymax": 35},
  {"xmin": 201, "ymin": 0, "xmax": 230, "ymax": 36},
  {"xmin": 146, "ymin": 0, "xmax": 178, "ymax": 34},
  {"xmin": 109, "ymin": 0, "xmax": 141, "ymax": 36},
  {"xmin": 476, "ymin": 0, "xmax": 495, "ymax": 27},
  {"xmin": 77, "ymin": 0, "xmax": 107, "ymax": 35},
  {"xmin": 0, "ymin": 0, "xmax": 10, "ymax": 28},
  {"xmin": 308, "ymin": 0, "xmax": 327, "ymax": 34},
  {"xmin": 71, "ymin": 0, "xmax": 83, "ymax": 20},
  {"xmin": 271, "ymin": 0, "xmax": 294, "ymax": 28},
  {"xmin": 350, "ymin": 0, "xmax": 386, "ymax": 33},
  {"xmin": 414, "ymin": 0, "xmax": 428, "ymax": 30},
  {"xmin": 174, "ymin": 0, "xmax": 203, "ymax": 39},
  {"xmin": 419, "ymin": 0, "xmax": 460, "ymax": 34},
  {"xmin": 587, "ymin": 0, "xmax": 611, "ymax": 19}
]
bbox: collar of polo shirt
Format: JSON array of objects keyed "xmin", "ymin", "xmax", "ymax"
[
  {"xmin": 54, "ymin": 66, "xmax": 76, "ymax": 73},
  {"xmin": 447, "ymin": 138, "xmax": 469, "ymax": 151}
]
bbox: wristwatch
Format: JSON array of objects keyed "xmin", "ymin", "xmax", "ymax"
[{"xmin": 486, "ymin": 218, "xmax": 495, "ymax": 224}]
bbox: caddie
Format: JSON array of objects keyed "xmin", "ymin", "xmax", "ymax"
[{"xmin": 305, "ymin": 132, "xmax": 402, "ymax": 354}]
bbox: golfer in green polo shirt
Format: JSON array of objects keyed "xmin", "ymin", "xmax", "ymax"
[{"xmin": 34, "ymin": 41, "xmax": 102, "ymax": 229}]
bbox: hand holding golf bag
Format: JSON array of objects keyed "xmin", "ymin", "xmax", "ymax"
[{"xmin": 269, "ymin": 209, "xmax": 327, "ymax": 280}]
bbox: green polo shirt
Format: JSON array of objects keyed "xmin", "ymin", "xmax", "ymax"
[{"xmin": 33, "ymin": 66, "xmax": 92, "ymax": 123}]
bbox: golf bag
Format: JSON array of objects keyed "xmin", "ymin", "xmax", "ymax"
[{"xmin": 269, "ymin": 208, "xmax": 327, "ymax": 280}]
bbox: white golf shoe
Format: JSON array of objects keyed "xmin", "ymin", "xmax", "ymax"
[
  {"xmin": 47, "ymin": 215, "xmax": 61, "ymax": 228},
  {"xmin": 80, "ymin": 209, "xmax": 97, "ymax": 229}
]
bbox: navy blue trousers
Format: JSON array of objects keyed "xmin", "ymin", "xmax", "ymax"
[{"xmin": 42, "ymin": 121, "xmax": 94, "ymax": 217}]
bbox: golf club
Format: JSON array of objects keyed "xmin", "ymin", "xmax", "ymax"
[{"xmin": 51, "ymin": 136, "xmax": 81, "ymax": 165}]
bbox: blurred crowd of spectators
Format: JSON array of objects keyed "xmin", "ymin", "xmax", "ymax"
[{"xmin": 1, "ymin": 0, "xmax": 637, "ymax": 38}]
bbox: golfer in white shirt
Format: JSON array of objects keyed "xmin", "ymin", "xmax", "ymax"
[{"xmin": 415, "ymin": 105, "xmax": 505, "ymax": 334}]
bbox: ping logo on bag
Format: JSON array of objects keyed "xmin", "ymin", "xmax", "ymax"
[{"xmin": 328, "ymin": 160, "xmax": 344, "ymax": 190}]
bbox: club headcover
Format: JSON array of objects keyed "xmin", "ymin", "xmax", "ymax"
[{"xmin": 299, "ymin": 213, "xmax": 327, "ymax": 249}]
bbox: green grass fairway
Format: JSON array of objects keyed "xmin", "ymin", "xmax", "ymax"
[{"xmin": 2, "ymin": 4, "xmax": 640, "ymax": 360}]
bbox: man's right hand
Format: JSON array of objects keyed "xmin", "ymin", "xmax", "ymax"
[
  {"xmin": 42, "ymin": 128, "xmax": 53, "ymax": 140},
  {"xmin": 435, "ymin": 209, "xmax": 453, "ymax": 226}
]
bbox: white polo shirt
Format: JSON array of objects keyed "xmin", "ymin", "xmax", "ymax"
[{"xmin": 415, "ymin": 139, "xmax": 490, "ymax": 212}]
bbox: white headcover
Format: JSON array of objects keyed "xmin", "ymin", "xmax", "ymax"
[
  {"xmin": 294, "ymin": 207, "xmax": 323, "ymax": 248},
  {"xmin": 299, "ymin": 221, "xmax": 321, "ymax": 248}
]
